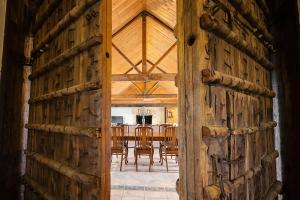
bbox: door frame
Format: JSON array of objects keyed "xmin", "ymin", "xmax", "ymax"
[
  {"xmin": 101, "ymin": 0, "xmax": 112, "ymax": 200},
  {"xmin": 103, "ymin": 0, "xmax": 203, "ymax": 200}
]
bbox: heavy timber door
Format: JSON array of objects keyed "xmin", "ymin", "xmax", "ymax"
[
  {"xmin": 24, "ymin": 0, "xmax": 111, "ymax": 199},
  {"xmin": 178, "ymin": 0, "xmax": 281, "ymax": 199}
]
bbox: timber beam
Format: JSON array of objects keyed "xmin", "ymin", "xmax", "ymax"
[
  {"xmin": 25, "ymin": 123, "xmax": 99, "ymax": 138},
  {"xmin": 146, "ymin": 11, "xmax": 174, "ymax": 33},
  {"xmin": 112, "ymin": 43, "xmax": 142, "ymax": 74},
  {"xmin": 228, "ymin": 0, "xmax": 273, "ymax": 42},
  {"xmin": 200, "ymin": 13, "xmax": 274, "ymax": 70},
  {"xmin": 112, "ymin": 73, "xmax": 176, "ymax": 82},
  {"xmin": 211, "ymin": 0, "xmax": 274, "ymax": 51},
  {"xmin": 112, "ymin": 10, "xmax": 174, "ymax": 38},
  {"xmin": 255, "ymin": 0, "xmax": 271, "ymax": 16},
  {"xmin": 264, "ymin": 181, "xmax": 282, "ymax": 200},
  {"xmin": 204, "ymin": 165, "xmax": 262, "ymax": 198},
  {"xmin": 142, "ymin": 13, "xmax": 147, "ymax": 73},
  {"xmin": 112, "ymin": 94, "xmax": 177, "ymax": 98},
  {"xmin": 23, "ymin": 176, "xmax": 55, "ymax": 200},
  {"xmin": 202, "ymin": 69, "xmax": 275, "ymax": 97},
  {"xmin": 30, "ymin": 36, "xmax": 102, "ymax": 79},
  {"xmin": 32, "ymin": 0, "xmax": 99, "ymax": 56},
  {"xmin": 28, "ymin": 81, "xmax": 100, "ymax": 103},
  {"xmin": 202, "ymin": 121, "xmax": 277, "ymax": 138},
  {"xmin": 25, "ymin": 151, "xmax": 98, "ymax": 184},
  {"xmin": 112, "ymin": 102, "xmax": 177, "ymax": 107},
  {"xmin": 31, "ymin": 0, "xmax": 60, "ymax": 34},
  {"xmin": 113, "ymin": 12, "xmax": 142, "ymax": 37},
  {"xmin": 204, "ymin": 163, "xmax": 281, "ymax": 199},
  {"xmin": 147, "ymin": 42, "xmax": 177, "ymax": 74}
]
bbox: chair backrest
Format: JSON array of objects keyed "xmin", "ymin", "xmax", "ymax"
[
  {"xmin": 159, "ymin": 124, "xmax": 172, "ymax": 137},
  {"xmin": 164, "ymin": 126, "xmax": 177, "ymax": 149},
  {"xmin": 121, "ymin": 124, "xmax": 129, "ymax": 137},
  {"xmin": 111, "ymin": 126, "xmax": 124, "ymax": 148},
  {"xmin": 135, "ymin": 126, "xmax": 153, "ymax": 149}
]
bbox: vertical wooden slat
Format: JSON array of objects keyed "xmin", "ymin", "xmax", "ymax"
[
  {"xmin": 99, "ymin": 0, "xmax": 111, "ymax": 199},
  {"xmin": 177, "ymin": 0, "xmax": 208, "ymax": 199}
]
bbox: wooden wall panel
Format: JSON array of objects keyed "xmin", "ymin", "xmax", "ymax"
[{"xmin": 25, "ymin": 0, "xmax": 111, "ymax": 199}]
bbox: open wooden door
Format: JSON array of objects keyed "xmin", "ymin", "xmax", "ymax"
[
  {"xmin": 177, "ymin": 0, "xmax": 281, "ymax": 199},
  {"xmin": 24, "ymin": 0, "xmax": 111, "ymax": 199}
]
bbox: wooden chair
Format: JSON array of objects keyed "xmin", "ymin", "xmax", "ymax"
[
  {"xmin": 159, "ymin": 124, "xmax": 172, "ymax": 163},
  {"xmin": 134, "ymin": 126, "xmax": 154, "ymax": 172},
  {"xmin": 111, "ymin": 126, "xmax": 128, "ymax": 171},
  {"xmin": 161, "ymin": 126, "xmax": 178, "ymax": 172}
]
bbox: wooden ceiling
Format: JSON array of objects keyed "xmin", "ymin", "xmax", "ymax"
[{"xmin": 112, "ymin": 0, "xmax": 177, "ymax": 106}]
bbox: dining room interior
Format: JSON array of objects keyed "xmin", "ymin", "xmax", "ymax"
[
  {"xmin": 110, "ymin": 0, "xmax": 179, "ymax": 199},
  {"xmin": 1, "ymin": 0, "xmax": 295, "ymax": 199}
]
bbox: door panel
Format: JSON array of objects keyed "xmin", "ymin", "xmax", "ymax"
[
  {"xmin": 178, "ymin": 0, "xmax": 281, "ymax": 199},
  {"xmin": 24, "ymin": 0, "xmax": 111, "ymax": 199}
]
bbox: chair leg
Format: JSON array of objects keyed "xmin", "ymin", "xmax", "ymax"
[
  {"xmin": 120, "ymin": 152, "xmax": 124, "ymax": 171},
  {"xmin": 159, "ymin": 145, "xmax": 163, "ymax": 164},
  {"xmin": 159, "ymin": 145, "xmax": 162, "ymax": 163},
  {"xmin": 160, "ymin": 149, "xmax": 164, "ymax": 165},
  {"xmin": 149, "ymin": 155, "xmax": 152, "ymax": 172},
  {"xmin": 135, "ymin": 149, "xmax": 138, "ymax": 172},
  {"xmin": 165, "ymin": 150, "xmax": 168, "ymax": 172},
  {"xmin": 149, "ymin": 148, "xmax": 154, "ymax": 172},
  {"xmin": 125, "ymin": 147, "xmax": 128, "ymax": 164},
  {"xmin": 134, "ymin": 149, "xmax": 136, "ymax": 164}
]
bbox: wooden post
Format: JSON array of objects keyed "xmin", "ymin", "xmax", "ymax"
[
  {"xmin": 100, "ymin": 0, "xmax": 111, "ymax": 199},
  {"xmin": 142, "ymin": 12, "xmax": 147, "ymax": 74},
  {"xmin": 177, "ymin": 0, "xmax": 208, "ymax": 199}
]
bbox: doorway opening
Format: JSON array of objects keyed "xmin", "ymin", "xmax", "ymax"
[{"xmin": 110, "ymin": 0, "xmax": 179, "ymax": 199}]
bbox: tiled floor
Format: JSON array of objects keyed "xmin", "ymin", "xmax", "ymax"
[{"xmin": 111, "ymin": 142, "xmax": 179, "ymax": 200}]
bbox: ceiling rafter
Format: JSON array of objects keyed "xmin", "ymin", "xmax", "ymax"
[
  {"xmin": 124, "ymin": 68, "xmax": 134, "ymax": 74},
  {"xmin": 111, "ymin": 73, "xmax": 176, "ymax": 81},
  {"xmin": 147, "ymin": 60, "xmax": 168, "ymax": 74},
  {"xmin": 112, "ymin": 12, "xmax": 142, "ymax": 38},
  {"xmin": 132, "ymin": 82, "xmax": 144, "ymax": 94},
  {"xmin": 146, "ymin": 81, "xmax": 159, "ymax": 94},
  {"xmin": 149, "ymin": 83, "xmax": 160, "ymax": 94},
  {"xmin": 111, "ymin": 102, "xmax": 177, "ymax": 107},
  {"xmin": 145, "ymin": 10, "xmax": 175, "ymax": 33},
  {"xmin": 142, "ymin": 13, "xmax": 147, "ymax": 74},
  {"xmin": 113, "ymin": 10, "xmax": 174, "ymax": 39},
  {"xmin": 147, "ymin": 42, "xmax": 177, "ymax": 74},
  {"xmin": 112, "ymin": 43, "xmax": 142, "ymax": 74},
  {"xmin": 112, "ymin": 3, "xmax": 177, "ymax": 99},
  {"xmin": 124, "ymin": 60, "xmax": 142, "ymax": 74},
  {"xmin": 112, "ymin": 94, "xmax": 177, "ymax": 98}
]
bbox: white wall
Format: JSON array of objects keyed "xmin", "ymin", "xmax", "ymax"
[{"xmin": 111, "ymin": 107, "xmax": 165, "ymax": 125}]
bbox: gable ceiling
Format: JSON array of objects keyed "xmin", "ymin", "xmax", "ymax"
[{"xmin": 112, "ymin": 0, "xmax": 177, "ymax": 106}]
